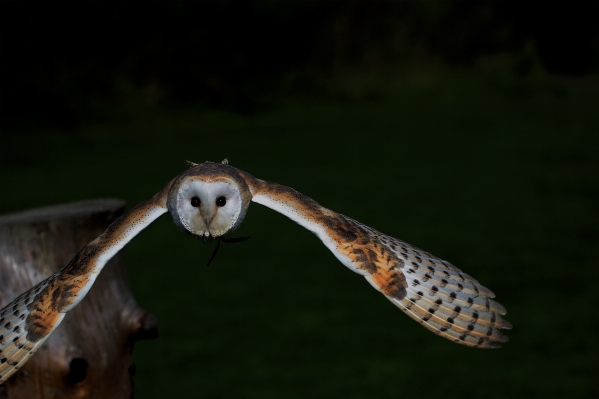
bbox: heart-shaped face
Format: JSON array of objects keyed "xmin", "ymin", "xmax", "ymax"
[{"xmin": 167, "ymin": 162, "xmax": 252, "ymax": 239}]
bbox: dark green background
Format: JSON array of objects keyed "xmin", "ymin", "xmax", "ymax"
[{"xmin": 1, "ymin": 2, "xmax": 598, "ymax": 398}]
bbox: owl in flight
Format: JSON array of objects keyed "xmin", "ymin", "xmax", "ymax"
[{"xmin": 0, "ymin": 161, "xmax": 511, "ymax": 384}]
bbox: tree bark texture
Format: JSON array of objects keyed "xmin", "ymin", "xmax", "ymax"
[{"xmin": 0, "ymin": 199, "xmax": 157, "ymax": 399}]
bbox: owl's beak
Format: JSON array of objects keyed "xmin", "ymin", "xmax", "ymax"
[{"xmin": 199, "ymin": 203, "xmax": 215, "ymax": 229}]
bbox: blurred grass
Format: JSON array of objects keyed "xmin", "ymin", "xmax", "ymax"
[{"xmin": 1, "ymin": 74, "xmax": 598, "ymax": 398}]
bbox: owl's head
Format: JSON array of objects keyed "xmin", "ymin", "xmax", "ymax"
[{"xmin": 167, "ymin": 162, "xmax": 252, "ymax": 239}]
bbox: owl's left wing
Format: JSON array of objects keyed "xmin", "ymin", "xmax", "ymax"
[{"xmin": 238, "ymin": 173, "xmax": 512, "ymax": 348}]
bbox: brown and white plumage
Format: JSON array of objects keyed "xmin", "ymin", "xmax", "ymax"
[
  {"xmin": 0, "ymin": 160, "xmax": 511, "ymax": 384},
  {"xmin": 241, "ymin": 174, "xmax": 511, "ymax": 348},
  {"xmin": 0, "ymin": 186, "xmax": 171, "ymax": 384}
]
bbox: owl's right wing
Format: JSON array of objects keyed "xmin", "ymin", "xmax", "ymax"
[
  {"xmin": 239, "ymin": 174, "xmax": 512, "ymax": 348},
  {"xmin": 0, "ymin": 184, "xmax": 172, "ymax": 384},
  {"xmin": 0, "ymin": 275, "xmax": 65, "ymax": 383}
]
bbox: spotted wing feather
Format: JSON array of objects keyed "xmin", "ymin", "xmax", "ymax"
[
  {"xmin": 0, "ymin": 185, "xmax": 172, "ymax": 385},
  {"xmin": 349, "ymin": 218, "xmax": 512, "ymax": 348},
  {"xmin": 240, "ymin": 174, "xmax": 512, "ymax": 348},
  {"xmin": 0, "ymin": 274, "xmax": 64, "ymax": 384}
]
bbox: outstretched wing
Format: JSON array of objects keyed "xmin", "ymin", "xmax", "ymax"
[
  {"xmin": 346, "ymin": 218, "xmax": 512, "ymax": 348},
  {"xmin": 0, "ymin": 274, "xmax": 65, "ymax": 384},
  {"xmin": 240, "ymin": 174, "xmax": 512, "ymax": 348},
  {"xmin": 0, "ymin": 186, "xmax": 171, "ymax": 385}
]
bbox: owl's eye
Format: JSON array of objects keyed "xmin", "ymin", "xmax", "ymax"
[
  {"xmin": 216, "ymin": 196, "xmax": 226, "ymax": 207},
  {"xmin": 191, "ymin": 197, "xmax": 200, "ymax": 207}
]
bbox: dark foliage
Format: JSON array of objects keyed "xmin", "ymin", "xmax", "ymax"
[{"xmin": 1, "ymin": 1, "xmax": 598, "ymax": 129}]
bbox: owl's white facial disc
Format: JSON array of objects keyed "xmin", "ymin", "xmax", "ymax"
[{"xmin": 173, "ymin": 178, "xmax": 246, "ymax": 238}]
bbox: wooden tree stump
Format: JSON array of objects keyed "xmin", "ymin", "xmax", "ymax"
[{"xmin": 0, "ymin": 199, "xmax": 158, "ymax": 399}]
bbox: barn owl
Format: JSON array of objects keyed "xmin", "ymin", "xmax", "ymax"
[{"xmin": 0, "ymin": 161, "xmax": 511, "ymax": 384}]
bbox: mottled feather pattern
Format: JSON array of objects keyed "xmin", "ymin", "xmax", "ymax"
[
  {"xmin": 0, "ymin": 162, "xmax": 511, "ymax": 386},
  {"xmin": 345, "ymin": 217, "xmax": 512, "ymax": 348},
  {"xmin": 0, "ymin": 274, "xmax": 64, "ymax": 384},
  {"xmin": 0, "ymin": 183, "xmax": 172, "ymax": 385},
  {"xmin": 244, "ymin": 171, "xmax": 511, "ymax": 349}
]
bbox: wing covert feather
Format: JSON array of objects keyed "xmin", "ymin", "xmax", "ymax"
[{"xmin": 240, "ymin": 175, "xmax": 512, "ymax": 348}]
